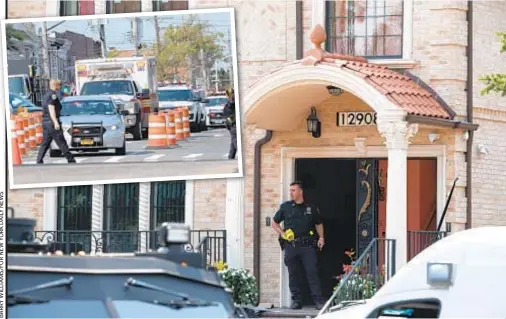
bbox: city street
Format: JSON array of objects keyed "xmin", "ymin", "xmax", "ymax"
[{"xmin": 11, "ymin": 128, "xmax": 241, "ymax": 188}]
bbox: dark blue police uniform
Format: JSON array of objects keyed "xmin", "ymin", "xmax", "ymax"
[
  {"xmin": 222, "ymin": 100, "xmax": 237, "ymax": 160},
  {"xmin": 273, "ymin": 201, "xmax": 325, "ymax": 308},
  {"xmin": 36, "ymin": 90, "xmax": 75, "ymax": 164}
]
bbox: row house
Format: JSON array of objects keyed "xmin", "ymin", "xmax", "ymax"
[{"xmin": 7, "ymin": 0, "xmax": 506, "ymax": 308}]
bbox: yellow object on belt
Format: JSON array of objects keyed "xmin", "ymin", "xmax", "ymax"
[{"xmin": 281, "ymin": 229, "xmax": 295, "ymax": 242}]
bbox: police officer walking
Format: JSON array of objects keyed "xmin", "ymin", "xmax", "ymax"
[
  {"xmin": 36, "ymin": 79, "xmax": 76, "ymax": 164},
  {"xmin": 271, "ymin": 181, "xmax": 326, "ymax": 310},
  {"xmin": 222, "ymin": 88, "xmax": 237, "ymax": 160}
]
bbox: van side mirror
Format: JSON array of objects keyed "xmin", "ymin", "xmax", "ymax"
[{"xmin": 120, "ymin": 110, "xmax": 129, "ymax": 116}]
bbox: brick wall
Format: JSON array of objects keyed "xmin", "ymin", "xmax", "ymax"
[
  {"xmin": 8, "ymin": 188, "xmax": 45, "ymax": 230},
  {"xmin": 192, "ymin": 179, "xmax": 227, "ymax": 229},
  {"xmin": 471, "ymin": 1, "xmax": 506, "ymax": 227},
  {"xmin": 409, "ymin": 1, "xmax": 468, "ymax": 227}
]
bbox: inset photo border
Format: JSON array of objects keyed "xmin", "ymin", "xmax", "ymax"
[{"xmin": 2, "ymin": 8, "xmax": 244, "ymax": 189}]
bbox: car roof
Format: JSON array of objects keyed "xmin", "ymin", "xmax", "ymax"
[
  {"xmin": 62, "ymin": 95, "xmax": 114, "ymax": 102},
  {"xmin": 158, "ymin": 85, "xmax": 191, "ymax": 91},
  {"xmin": 208, "ymin": 95, "xmax": 227, "ymax": 99}
]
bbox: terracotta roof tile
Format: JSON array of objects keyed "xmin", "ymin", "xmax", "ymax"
[{"xmin": 323, "ymin": 57, "xmax": 452, "ymax": 119}]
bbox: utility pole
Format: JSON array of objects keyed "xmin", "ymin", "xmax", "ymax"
[
  {"xmin": 99, "ymin": 19, "xmax": 107, "ymax": 58},
  {"xmin": 132, "ymin": 17, "xmax": 140, "ymax": 56},
  {"xmin": 154, "ymin": 16, "xmax": 161, "ymax": 57},
  {"xmin": 214, "ymin": 60, "xmax": 219, "ymax": 91},
  {"xmin": 200, "ymin": 48, "xmax": 207, "ymax": 91},
  {"xmin": 41, "ymin": 22, "xmax": 50, "ymax": 78}
]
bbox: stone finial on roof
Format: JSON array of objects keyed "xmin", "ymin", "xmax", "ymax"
[
  {"xmin": 303, "ymin": 24, "xmax": 327, "ymax": 65},
  {"xmin": 310, "ymin": 24, "xmax": 327, "ymax": 49},
  {"xmin": 302, "ymin": 24, "xmax": 368, "ymax": 65}
]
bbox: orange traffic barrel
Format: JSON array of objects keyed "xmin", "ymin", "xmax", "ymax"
[
  {"xmin": 10, "ymin": 117, "xmax": 22, "ymax": 165},
  {"xmin": 146, "ymin": 113, "xmax": 167, "ymax": 149},
  {"xmin": 28, "ymin": 115, "xmax": 36, "ymax": 148},
  {"xmin": 182, "ymin": 107, "xmax": 191, "ymax": 138},
  {"xmin": 174, "ymin": 108, "xmax": 184, "ymax": 141},
  {"xmin": 34, "ymin": 113, "xmax": 43, "ymax": 144},
  {"xmin": 164, "ymin": 112, "xmax": 178, "ymax": 147},
  {"xmin": 22, "ymin": 117, "xmax": 30, "ymax": 150},
  {"xmin": 15, "ymin": 118, "xmax": 26, "ymax": 156}
]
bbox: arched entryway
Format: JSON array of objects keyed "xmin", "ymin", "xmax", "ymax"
[{"xmin": 243, "ymin": 25, "xmax": 475, "ymax": 307}]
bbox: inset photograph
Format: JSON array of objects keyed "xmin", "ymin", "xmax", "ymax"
[{"xmin": 3, "ymin": 8, "xmax": 242, "ymax": 189}]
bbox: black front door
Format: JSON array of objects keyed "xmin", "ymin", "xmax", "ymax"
[
  {"xmin": 295, "ymin": 158, "xmax": 357, "ymax": 305},
  {"xmin": 356, "ymin": 159, "xmax": 379, "ymax": 257}
]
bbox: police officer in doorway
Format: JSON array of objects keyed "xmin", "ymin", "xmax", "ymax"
[
  {"xmin": 271, "ymin": 181, "xmax": 326, "ymax": 310},
  {"xmin": 36, "ymin": 79, "xmax": 76, "ymax": 164},
  {"xmin": 222, "ymin": 88, "xmax": 237, "ymax": 160}
]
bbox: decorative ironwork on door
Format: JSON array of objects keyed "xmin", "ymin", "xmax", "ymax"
[{"xmin": 356, "ymin": 159, "xmax": 378, "ymax": 256}]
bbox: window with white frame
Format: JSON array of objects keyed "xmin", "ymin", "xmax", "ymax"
[
  {"xmin": 325, "ymin": 0, "xmax": 404, "ymax": 59},
  {"xmin": 60, "ymin": 0, "xmax": 79, "ymax": 16},
  {"xmin": 57, "ymin": 185, "xmax": 93, "ymax": 231},
  {"xmin": 150, "ymin": 181, "xmax": 186, "ymax": 229},
  {"xmin": 102, "ymin": 183, "xmax": 140, "ymax": 252},
  {"xmin": 53, "ymin": 186, "xmax": 93, "ymax": 253}
]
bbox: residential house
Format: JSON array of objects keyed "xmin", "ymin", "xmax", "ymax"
[{"xmin": 7, "ymin": 0, "xmax": 506, "ymax": 308}]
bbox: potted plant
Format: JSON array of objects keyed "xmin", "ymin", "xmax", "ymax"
[{"xmin": 212, "ymin": 261, "xmax": 260, "ymax": 306}]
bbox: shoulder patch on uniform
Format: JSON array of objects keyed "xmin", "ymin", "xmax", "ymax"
[
  {"xmin": 306, "ymin": 206, "xmax": 312, "ymax": 214},
  {"xmin": 51, "ymin": 94, "xmax": 57, "ymax": 100}
]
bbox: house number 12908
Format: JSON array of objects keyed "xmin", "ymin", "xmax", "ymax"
[{"xmin": 336, "ymin": 112, "xmax": 377, "ymax": 126}]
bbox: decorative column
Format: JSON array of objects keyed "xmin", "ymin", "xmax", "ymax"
[
  {"xmin": 377, "ymin": 110, "xmax": 418, "ymax": 273},
  {"xmin": 225, "ymin": 178, "xmax": 244, "ymax": 268},
  {"xmin": 94, "ymin": 0, "xmax": 106, "ymax": 15},
  {"xmin": 138, "ymin": 183, "xmax": 151, "ymax": 252},
  {"xmin": 141, "ymin": 0, "xmax": 153, "ymax": 12},
  {"xmin": 91, "ymin": 185, "xmax": 104, "ymax": 253}
]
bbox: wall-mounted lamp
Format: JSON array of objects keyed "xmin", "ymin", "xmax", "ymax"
[
  {"xmin": 306, "ymin": 106, "xmax": 321, "ymax": 138},
  {"xmin": 462, "ymin": 131, "xmax": 469, "ymax": 141},
  {"xmin": 428, "ymin": 133, "xmax": 440, "ymax": 144},
  {"xmin": 477, "ymin": 144, "xmax": 490, "ymax": 155},
  {"xmin": 327, "ymin": 85, "xmax": 344, "ymax": 96}
]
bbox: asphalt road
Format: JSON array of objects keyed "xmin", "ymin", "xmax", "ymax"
[{"xmin": 11, "ymin": 128, "xmax": 241, "ymax": 188}]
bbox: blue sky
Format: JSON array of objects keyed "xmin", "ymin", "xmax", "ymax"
[{"xmin": 28, "ymin": 11, "xmax": 233, "ymax": 53}]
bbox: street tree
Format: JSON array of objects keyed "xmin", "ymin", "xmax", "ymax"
[
  {"xmin": 155, "ymin": 19, "xmax": 224, "ymax": 82},
  {"xmin": 6, "ymin": 25, "xmax": 26, "ymax": 52},
  {"xmin": 479, "ymin": 31, "xmax": 506, "ymax": 96}
]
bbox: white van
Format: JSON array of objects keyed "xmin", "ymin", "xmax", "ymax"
[{"xmin": 317, "ymin": 227, "xmax": 506, "ymax": 318}]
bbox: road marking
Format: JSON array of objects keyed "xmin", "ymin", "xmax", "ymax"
[
  {"xmin": 104, "ymin": 156, "xmax": 125, "ymax": 163},
  {"xmin": 223, "ymin": 153, "xmax": 229, "ymax": 158},
  {"xmin": 75, "ymin": 158, "xmax": 88, "ymax": 163},
  {"xmin": 144, "ymin": 154, "xmax": 165, "ymax": 161},
  {"xmin": 24, "ymin": 161, "xmax": 36, "ymax": 165},
  {"xmin": 182, "ymin": 153, "xmax": 203, "ymax": 160},
  {"xmin": 54, "ymin": 159, "xmax": 67, "ymax": 164},
  {"xmin": 213, "ymin": 134, "xmax": 224, "ymax": 137}
]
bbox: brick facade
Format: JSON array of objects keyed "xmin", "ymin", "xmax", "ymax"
[{"xmin": 6, "ymin": 0, "xmax": 506, "ymax": 307}]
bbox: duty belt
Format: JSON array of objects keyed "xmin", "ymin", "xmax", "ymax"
[{"xmin": 287, "ymin": 237, "xmax": 316, "ymax": 248}]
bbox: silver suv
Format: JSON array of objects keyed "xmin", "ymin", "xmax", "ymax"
[{"xmin": 157, "ymin": 85, "xmax": 207, "ymax": 132}]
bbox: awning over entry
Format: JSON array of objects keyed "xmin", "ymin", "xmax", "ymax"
[{"xmin": 244, "ymin": 24, "xmax": 470, "ymax": 132}]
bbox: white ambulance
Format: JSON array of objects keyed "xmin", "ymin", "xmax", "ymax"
[
  {"xmin": 75, "ymin": 57, "xmax": 158, "ymax": 140},
  {"xmin": 316, "ymin": 226, "xmax": 506, "ymax": 318}
]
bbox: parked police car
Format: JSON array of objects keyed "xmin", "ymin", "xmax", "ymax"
[
  {"xmin": 7, "ymin": 219, "xmax": 248, "ymax": 318},
  {"xmin": 49, "ymin": 95, "xmax": 128, "ymax": 157}
]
